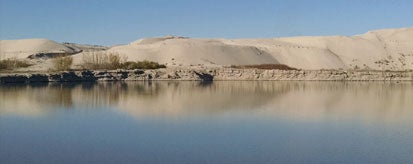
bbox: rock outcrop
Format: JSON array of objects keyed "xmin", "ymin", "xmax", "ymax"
[{"xmin": 1, "ymin": 69, "xmax": 412, "ymax": 83}]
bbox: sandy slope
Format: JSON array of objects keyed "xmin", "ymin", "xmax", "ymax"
[
  {"xmin": 109, "ymin": 37, "xmax": 279, "ymax": 67},
  {"xmin": 107, "ymin": 28, "xmax": 413, "ymax": 70},
  {"xmin": 0, "ymin": 39, "xmax": 81, "ymax": 59},
  {"xmin": 1, "ymin": 28, "xmax": 412, "ymax": 70}
]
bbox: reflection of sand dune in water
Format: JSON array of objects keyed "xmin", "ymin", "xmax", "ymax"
[
  {"xmin": 0, "ymin": 82, "xmax": 282, "ymax": 117},
  {"xmin": 0, "ymin": 84, "xmax": 74, "ymax": 117},
  {"xmin": 260, "ymin": 82, "xmax": 413, "ymax": 123},
  {"xmin": 116, "ymin": 82, "xmax": 413, "ymax": 123},
  {"xmin": 116, "ymin": 81, "xmax": 286, "ymax": 118},
  {"xmin": 1, "ymin": 82, "xmax": 412, "ymax": 123}
]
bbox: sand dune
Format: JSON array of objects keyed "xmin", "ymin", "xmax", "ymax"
[
  {"xmin": 107, "ymin": 28, "xmax": 413, "ymax": 70},
  {"xmin": 0, "ymin": 38, "xmax": 82, "ymax": 59},
  {"xmin": 109, "ymin": 36, "xmax": 279, "ymax": 66},
  {"xmin": 1, "ymin": 28, "xmax": 412, "ymax": 70}
]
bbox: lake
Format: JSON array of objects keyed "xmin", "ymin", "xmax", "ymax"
[{"xmin": 1, "ymin": 81, "xmax": 413, "ymax": 164}]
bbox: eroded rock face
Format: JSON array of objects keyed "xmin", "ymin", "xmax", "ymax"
[
  {"xmin": 0, "ymin": 75, "xmax": 28, "ymax": 83},
  {"xmin": 1, "ymin": 69, "xmax": 412, "ymax": 84},
  {"xmin": 194, "ymin": 71, "xmax": 214, "ymax": 81},
  {"xmin": 212, "ymin": 69, "xmax": 413, "ymax": 81},
  {"xmin": 28, "ymin": 74, "xmax": 49, "ymax": 82}
]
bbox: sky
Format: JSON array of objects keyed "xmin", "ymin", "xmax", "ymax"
[{"xmin": 0, "ymin": 0, "xmax": 412, "ymax": 45}]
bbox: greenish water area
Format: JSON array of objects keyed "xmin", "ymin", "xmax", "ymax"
[{"xmin": 1, "ymin": 81, "xmax": 413, "ymax": 164}]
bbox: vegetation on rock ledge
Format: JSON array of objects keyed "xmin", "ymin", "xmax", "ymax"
[
  {"xmin": 80, "ymin": 52, "xmax": 166, "ymax": 70},
  {"xmin": 0, "ymin": 58, "xmax": 32, "ymax": 71},
  {"xmin": 52, "ymin": 56, "xmax": 73, "ymax": 71},
  {"xmin": 121, "ymin": 61, "xmax": 166, "ymax": 70},
  {"xmin": 229, "ymin": 64, "xmax": 298, "ymax": 70}
]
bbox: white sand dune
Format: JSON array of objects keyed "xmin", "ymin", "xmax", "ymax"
[
  {"xmin": 109, "ymin": 36, "xmax": 279, "ymax": 66},
  {"xmin": 1, "ymin": 28, "xmax": 412, "ymax": 70},
  {"xmin": 0, "ymin": 38, "xmax": 81, "ymax": 59},
  {"xmin": 108, "ymin": 28, "xmax": 413, "ymax": 70}
]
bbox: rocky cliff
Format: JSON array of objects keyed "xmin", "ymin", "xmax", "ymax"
[{"xmin": 1, "ymin": 68, "xmax": 412, "ymax": 83}]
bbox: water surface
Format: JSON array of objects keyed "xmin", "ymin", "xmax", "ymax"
[{"xmin": 1, "ymin": 81, "xmax": 413, "ymax": 164}]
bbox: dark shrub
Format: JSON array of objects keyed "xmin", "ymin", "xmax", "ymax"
[
  {"xmin": 229, "ymin": 64, "xmax": 298, "ymax": 70},
  {"xmin": 0, "ymin": 58, "xmax": 32, "ymax": 71},
  {"xmin": 121, "ymin": 60, "xmax": 166, "ymax": 70},
  {"xmin": 52, "ymin": 56, "xmax": 73, "ymax": 71}
]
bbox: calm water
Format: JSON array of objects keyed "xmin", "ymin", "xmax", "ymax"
[{"xmin": 1, "ymin": 81, "xmax": 413, "ymax": 164}]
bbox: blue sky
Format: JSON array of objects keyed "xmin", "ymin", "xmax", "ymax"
[{"xmin": 0, "ymin": 0, "xmax": 412, "ymax": 45}]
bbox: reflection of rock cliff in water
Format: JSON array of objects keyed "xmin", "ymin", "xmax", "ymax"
[{"xmin": 1, "ymin": 82, "xmax": 412, "ymax": 123}]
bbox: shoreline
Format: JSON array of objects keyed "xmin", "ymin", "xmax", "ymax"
[{"xmin": 1, "ymin": 68, "xmax": 413, "ymax": 83}]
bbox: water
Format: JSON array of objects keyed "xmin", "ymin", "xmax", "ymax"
[{"xmin": 1, "ymin": 81, "xmax": 413, "ymax": 164}]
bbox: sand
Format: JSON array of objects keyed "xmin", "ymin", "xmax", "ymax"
[
  {"xmin": 0, "ymin": 39, "xmax": 81, "ymax": 59},
  {"xmin": 1, "ymin": 28, "xmax": 412, "ymax": 71},
  {"xmin": 107, "ymin": 28, "xmax": 413, "ymax": 70}
]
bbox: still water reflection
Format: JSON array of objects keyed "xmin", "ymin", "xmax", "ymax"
[{"xmin": 1, "ymin": 82, "xmax": 413, "ymax": 164}]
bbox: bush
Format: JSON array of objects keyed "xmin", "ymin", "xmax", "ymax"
[
  {"xmin": 0, "ymin": 58, "xmax": 32, "ymax": 71},
  {"xmin": 229, "ymin": 64, "xmax": 298, "ymax": 70},
  {"xmin": 121, "ymin": 60, "xmax": 166, "ymax": 69},
  {"xmin": 81, "ymin": 52, "xmax": 124, "ymax": 70},
  {"xmin": 52, "ymin": 56, "xmax": 73, "ymax": 71},
  {"xmin": 81, "ymin": 52, "xmax": 166, "ymax": 70}
]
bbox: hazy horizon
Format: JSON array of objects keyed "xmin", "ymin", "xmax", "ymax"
[{"xmin": 1, "ymin": 0, "xmax": 413, "ymax": 45}]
